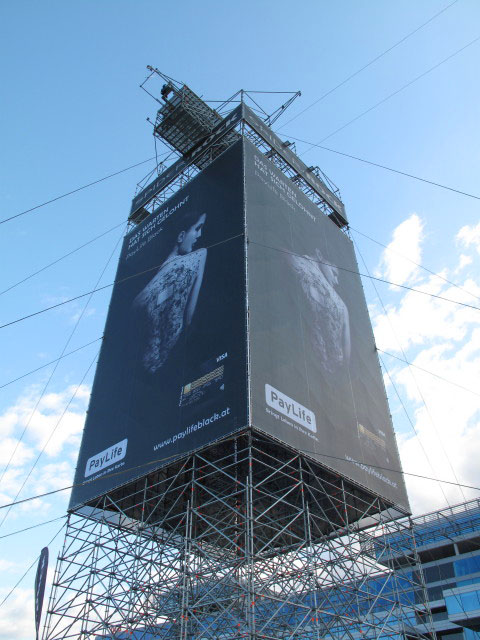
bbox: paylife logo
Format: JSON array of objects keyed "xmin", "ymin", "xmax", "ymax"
[
  {"xmin": 85, "ymin": 439, "xmax": 128, "ymax": 478},
  {"xmin": 265, "ymin": 384, "xmax": 317, "ymax": 433}
]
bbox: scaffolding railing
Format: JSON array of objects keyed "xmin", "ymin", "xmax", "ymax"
[{"xmin": 43, "ymin": 431, "xmax": 434, "ymax": 640}]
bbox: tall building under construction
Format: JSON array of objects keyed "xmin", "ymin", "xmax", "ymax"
[{"xmin": 42, "ymin": 71, "xmax": 435, "ymax": 640}]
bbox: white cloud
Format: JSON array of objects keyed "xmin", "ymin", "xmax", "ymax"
[
  {"xmin": 0, "ymin": 384, "xmax": 89, "ymax": 460},
  {"xmin": 372, "ymin": 216, "xmax": 480, "ymax": 515},
  {"xmin": 373, "ymin": 274, "xmax": 480, "ymax": 354},
  {"xmin": 454, "ymin": 253, "xmax": 473, "ymax": 273},
  {"xmin": 376, "ymin": 214, "xmax": 424, "ymax": 287},
  {"xmin": 0, "ymin": 559, "xmax": 20, "ymax": 572},
  {"xmin": 396, "ymin": 339, "xmax": 480, "ymax": 513},
  {"xmin": 0, "ymin": 438, "xmax": 33, "ymax": 468},
  {"xmin": 0, "ymin": 468, "xmax": 28, "ymax": 507},
  {"xmin": 69, "ymin": 306, "xmax": 96, "ymax": 325},
  {"xmin": 0, "ymin": 565, "xmax": 64, "ymax": 640},
  {"xmin": 41, "ymin": 291, "xmax": 97, "ymax": 326},
  {"xmin": 457, "ymin": 221, "xmax": 480, "ymax": 254},
  {"xmin": 0, "ymin": 588, "xmax": 35, "ymax": 640},
  {"xmin": 0, "ymin": 383, "xmax": 88, "ymax": 519},
  {"xmin": 34, "ymin": 461, "xmax": 74, "ymax": 494},
  {"xmin": 0, "ymin": 407, "xmax": 20, "ymax": 438},
  {"xmin": 18, "ymin": 497, "xmax": 52, "ymax": 514}
]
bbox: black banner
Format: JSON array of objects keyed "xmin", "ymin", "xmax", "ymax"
[
  {"xmin": 34, "ymin": 547, "xmax": 49, "ymax": 640},
  {"xmin": 73, "ymin": 135, "xmax": 406, "ymax": 511},
  {"xmin": 244, "ymin": 140, "xmax": 408, "ymax": 510},
  {"xmin": 70, "ymin": 141, "xmax": 248, "ymax": 508}
]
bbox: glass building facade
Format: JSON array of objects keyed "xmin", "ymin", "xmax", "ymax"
[{"xmin": 380, "ymin": 498, "xmax": 480, "ymax": 640}]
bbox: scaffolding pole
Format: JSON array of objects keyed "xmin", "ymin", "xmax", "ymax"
[{"xmin": 43, "ymin": 431, "xmax": 434, "ymax": 640}]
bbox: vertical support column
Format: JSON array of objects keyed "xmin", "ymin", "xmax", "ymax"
[
  {"xmin": 179, "ymin": 500, "xmax": 192, "ymax": 640},
  {"xmin": 42, "ymin": 515, "xmax": 70, "ymax": 640},
  {"xmin": 233, "ymin": 434, "xmax": 243, "ymax": 627},
  {"xmin": 180, "ymin": 457, "xmax": 195, "ymax": 640},
  {"xmin": 81, "ymin": 517, "xmax": 103, "ymax": 638},
  {"xmin": 125, "ymin": 477, "xmax": 148, "ymax": 629},
  {"xmin": 409, "ymin": 515, "xmax": 437, "ymax": 639},
  {"xmin": 245, "ymin": 437, "xmax": 256, "ymax": 640},
  {"xmin": 103, "ymin": 509, "xmax": 122, "ymax": 636},
  {"xmin": 299, "ymin": 457, "xmax": 322, "ymax": 640}
]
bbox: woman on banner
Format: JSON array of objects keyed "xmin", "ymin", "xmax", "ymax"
[
  {"xmin": 290, "ymin": 247, "xmax": 351, "ymax": 373},
  {"xmin": 133, "ymin": 210, "xmax": 207, "ymax": 373}
]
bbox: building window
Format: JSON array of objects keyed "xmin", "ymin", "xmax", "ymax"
[
  {"xmin": 455, "ymin": 556, "xmax": 480, "ymax": 577},
  {"xmin": 424, "ymin": 563, "xmax": 455, "ymax": 583}
]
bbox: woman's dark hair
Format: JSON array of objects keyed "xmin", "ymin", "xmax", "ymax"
[
  {"xmin": 148, "ymin": 208, "xmax": 206, "ymax": 264},
  {"xmin": 171, "ymin": 209, "xmax": 206, "ymax": 239}
]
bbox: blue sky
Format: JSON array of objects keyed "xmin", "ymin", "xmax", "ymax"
[{"xmin": 1, "ymin": 1, "xmax": 480, "ymax": 637}]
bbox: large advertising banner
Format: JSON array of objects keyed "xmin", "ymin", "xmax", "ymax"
[
  {"xmin": 245, "ymin": 140, "xmax": 409, "ymax": 510},
  {"xmin": 70, "ymin": 141, "xmax": 248, "ymax": 508}
]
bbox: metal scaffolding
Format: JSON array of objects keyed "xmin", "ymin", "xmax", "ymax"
[
  {"xmin": 42, "ymin": 75, "xmax": 434, "ymax": 640},
  {"xmin": 129, "ymin": 68, "xmax": 344, "ymax": 230},
  {"xmin": 43, "ymin": 431, "xmax": 433, "ymax": 640}
]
